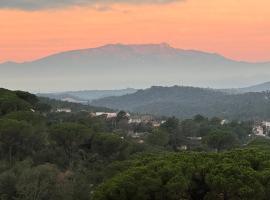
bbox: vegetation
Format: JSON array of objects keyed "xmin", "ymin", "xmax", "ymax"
[
  {"xmin": 39, "ymin": 97, "xmax": 112, "ymax": 113},
  {"xmin": 92, "ymin": 86, "xmax": 270, "ymax": 120},
  {"xmin": 93, "ymin": 146, "xmax": 270, "ymax": 200},
  {"xmin": 0, "ymin": 88, "xmax": 269, "ymax": 200}
]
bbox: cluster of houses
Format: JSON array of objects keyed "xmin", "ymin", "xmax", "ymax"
[
  {"xmin": 90, "ymin": 111, "xmax": 166, "ymax": 127},
  {"xmin": 128, "ymin": 115, "xmax": 166, "ymax": 127},
  {"xmin": 253, "ymin": 121, "xmax": 270, "ymax": 137},
  {"xmin": 52, "ymin": 107, "xmax": 270, "ymax": 149},
  {"xmin": 53, "ymin": 108, "xmax": 165, "ymax": 128}
]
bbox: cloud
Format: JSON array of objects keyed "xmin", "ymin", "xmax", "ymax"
[{"xmin": 0, "ymin": 0, "xmax": 183, "ymax": 11}]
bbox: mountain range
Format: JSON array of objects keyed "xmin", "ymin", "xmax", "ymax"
[{"xmin": 1, "ymin": 43, "xmax": 270, "ymax": 91}]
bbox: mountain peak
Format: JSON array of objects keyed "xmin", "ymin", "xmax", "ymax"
[
  {"xmin": 95, "ymin": 42, "xmax": 176, "ymax": 55},
  {"xmin": 101, "ymin": 42, "xmax": 171, "ymax": 48}
]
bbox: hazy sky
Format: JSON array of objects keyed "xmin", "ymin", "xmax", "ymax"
[{"xmin": 0, "ymin": 0, "xmax": 269, "ymax": 63}]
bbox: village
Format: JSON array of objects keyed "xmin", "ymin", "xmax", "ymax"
[{"xmin": 52, "ymin": 106, "xmax": 270, "ymax": 152}]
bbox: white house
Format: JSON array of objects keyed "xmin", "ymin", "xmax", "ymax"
[
  {"xmin": 262, "ymin": 121, "xmax": 270, "ymax": 128},
  {"xmin": 187, "ymin": 137, "xmax": 202, "ymax": 141},
  {"xmin": 253, "ymin": 126, "xmax": 265, "ymax": 136},
  {"xmin": 94, "ymin": 112, "xmax": 117, "ymax": 119},
  {"xmin": 128, "ymin": 118, "xmax": 142, "ymax": 124},
  {"xmin": 106, "ymin": 113, "xmax": 118, "ymax": 118},
  {"xmin": 221, "ymin": 119, "xmax": 229, "ymax": 125},
  {"xmin": 56, "ymin": 108, "xmax": 72, "ymax": 113}
]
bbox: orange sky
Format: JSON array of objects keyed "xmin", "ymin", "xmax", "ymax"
[{"xmin": 0, "ymin": 0, "xmax": 269, "ymax": 63}]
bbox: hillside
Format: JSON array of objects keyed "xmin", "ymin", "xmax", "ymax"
[
  {"xmin": 0, "ymin": 88, "xmax": 112, "ymax": 116},
  {"xmin": 221, "ymin": 81, "xmax": 270, "ymax": 94},
  {"xmin": 0, "ymin": 88, "xmax": 39, "ymax": 115},
  {"xmin": 1, "ymin": 87, "xmax": 269, "ymax": 200},
  {"xmin": 39, "ymin": 97, "xmax": 113, "ymax": 113},
  {"xmin": 1, "ymin": 43, "xmax": 270, "ymax": 91},
  {"xmin": 38, "ymin": 88, "xmax": 137, "ymax": 103},
  {"xmin": 92, "ymin": 86, "xmax": 270, "ymax": 120}
]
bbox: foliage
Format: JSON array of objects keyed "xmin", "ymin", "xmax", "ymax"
[
  {"xmin": 0, "ymin": 88, "xmax": 266, "ymax": 200},
  {"xmin": 92, "ymin": 86, "xmax": 270, "ymax": 120},
  {"xmin": 93, "ymin": 147, "xmax": 270, "ymax": 200}
]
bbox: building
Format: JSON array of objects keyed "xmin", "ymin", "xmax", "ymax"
[
  {"xmin": 262, "ymin": 121, "xmax": 270, "ymax": 127},
  {"xmin": 128, "ymin": 118, "xmax": 142, "ymax": 124},
  {"xmin": 221, "ymin": 119, "xmax": 229, "ymax": 125},
  {"xmin": 152, "ymin": 121, "xmax": 161, "ymax": 127},
  {"xmin": 94, "ymin": 112, "xmax": 117, "ymax": 119},
  {"xmin": 179, "ymin": 145, "xmax": 188, "ymax": 151},
  {"xmin": 252, "ymin": 121, "xmax": 270, "ymax": 137},
  {"xmin": 187, "ymin": 137, "xmax": 202, "ymax": 141},
  {"xmin": 253, "ymin": 126, "xmax": 265, "ymax": 137},
  {"xmin": 262, "ymin": 121, "xmax": 270, "ymax": 135},
  {"xmin": 56, "ymin": 108, "xmax": 72, "ymax": 113}
]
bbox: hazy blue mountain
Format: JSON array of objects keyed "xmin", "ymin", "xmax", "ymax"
[
  {"xmin": 91, "ymin": 85, "xmax": 270, "ymax": 120},
  {"xmin": 221, "ymin": 82, "xmax": 270, "ymax": 94},
  {"xmin": 38, "ymin": 88, "xmax": 137, "ymax": 103},
  {"xmin": 1, "ymin": 43, "xmax": 270, "ymax": 91}
]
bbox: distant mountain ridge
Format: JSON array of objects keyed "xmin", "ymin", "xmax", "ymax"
[
  {"xmin": 92, "ymin": 85, "xmax": 270, "ymax": 120},
  {"xmin": 1, "ymin": 43, "xmax": 270, "ymax": 91},
  {"xmin": 221, "ymin": 82, "xmax": 270, "ymax": 94},
  {"xmin": 38, "ymin": 88, "xmax": 137, "ymax": 104}
]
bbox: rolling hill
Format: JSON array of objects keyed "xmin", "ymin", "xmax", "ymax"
[
  {"xmin": 91, "ymin": 85, "xmax": 270, "ymax": 120},
  {"xmin": 37, "ymin": 88, "xmax": 137, "ymax": 103},
  {"xmin": 1, "ymin": 43, "xmax": 270, "ymax": 91},
  {"xmin": 221, "ymin": 82, "xmax": 270, "ymax": 94}
]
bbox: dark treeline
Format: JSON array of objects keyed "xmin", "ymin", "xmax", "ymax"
[{"xmin": 0, "ymin": 88, "xmax": 269, "ymax": 200}]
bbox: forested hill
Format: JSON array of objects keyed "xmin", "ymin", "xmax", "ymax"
[
  {"xmin": 220, "ymin": 81, "xmax": 270, "ymax": 94},
  {"xmin": 0, "ymin": 88, "xmax": 111, "ymax": 116},
  {"xmin": 38, "ymin": 88, "xmax": 138, "ymax": 103},
  {"xmin": 92, "ymin": 86, "xmax": 270, "ymax": 120},
  {"xmin": 0, "ymin": 88, "xmax": 40, "ymax": 115},
  {"xmin": 39, "ymin": 97, "xmax": 113, "ymax": 113}
]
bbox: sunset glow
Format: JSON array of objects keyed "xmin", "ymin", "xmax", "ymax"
[{"xmin": 1, "ymin": 0, "xmax": 269, "ymax": 63}]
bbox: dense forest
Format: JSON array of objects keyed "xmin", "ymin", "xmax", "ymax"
[
  {"xmin": 93, "ymin": 139, "xmax": 270, "ymax": 200},
  {"xmin": 92, "ymin": 86, "xmax": 270, "ymax": 120},
  {"xmin": 1, "ymin": 88, "xmax": 270, "ymax": 200}
]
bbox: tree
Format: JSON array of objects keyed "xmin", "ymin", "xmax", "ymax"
[
  {"xmin": 181, "ymin": 119, "xmax": 199, "ymax": 137},
  {"xmin": 161, "ymin": 117, "xmax": 183, "ymax": 150},
  {"xmin": 193, "ymin": 115, "xmax": 206, "ymax": 123},
  {"xmin": 115, "ymin": 111, "xmax": 129, "ymax": 131},
  {"xmin": 205, "ymin": 162, "xmax": 264, "ymax": 200},
  {"xmin": 16, "ymin": 164, "xmax": 72, "ymax": 200},
  {"xmin": 92, "ymin": 148, "xmax": 270, "ymax": 200},
  {"xmin": 116, "ymin": 111, "xmax": 129, "ymax": 123},
  {"xmin": 0, "ymin": 171, "xmax": 17, "ymax": 200},
  {"xmin": 91, "ymin": 133, "xmax": 130, "ymax": 159},
  {"xmin": 0, "ymin": 119, "xmax": 35, "ymax": 165},
  {"xmin": 0, "ymin": 97, "xmax": 31, "ymax": 116},
  {"xmin": 5, "ymin": 111, "xmax": 46, "ymax": 127},
  {"xmin": 203, "ymin": 131, "xmax": 239, "ymax": 152},
  {"xmin": 49, "ymin": 123, "xmax": 91, "ymax": 167},
  {"xmin": 146, "ymin": 129, "xmax": 169, "ymax": 147},
  {"xmin": 15, "ymin": 91, "xmax": 39, "ymax": 106},
  {"xmin": 35, "ymin": 102, "xmax": 52, "ymax": 113}
]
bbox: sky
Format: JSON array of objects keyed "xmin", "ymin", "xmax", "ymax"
[{"xmin": 0, "ymin": 0, "xmax": 269, "ymax": 63}]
